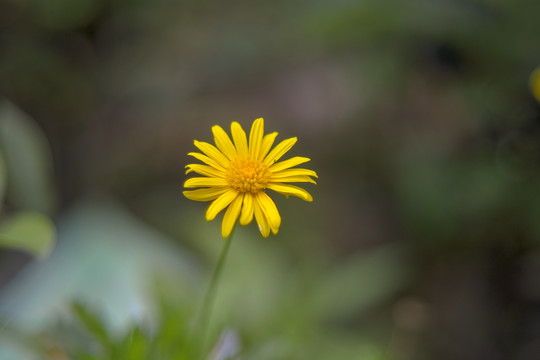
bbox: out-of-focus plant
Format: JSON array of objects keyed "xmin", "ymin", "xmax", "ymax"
[
  {"xmin": 0, "ymin": 100, "xmax": 55, "ymax": 257},
  {"xmin": 4, "ymin": 240, "xmax": 399, "ymax": 360},
  {"xmin": 58, "ymin": 300, "xmax": 205, "ymax": 360}
]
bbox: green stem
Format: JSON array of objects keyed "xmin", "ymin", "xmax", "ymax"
[{"xmin": 199, "ymin": 229, "xmax": 234, "ymax": 353}]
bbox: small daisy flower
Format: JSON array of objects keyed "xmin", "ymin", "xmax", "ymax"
[{"xmin": 183, "ymin": 118, "xmax": 317, "ymax": 238}]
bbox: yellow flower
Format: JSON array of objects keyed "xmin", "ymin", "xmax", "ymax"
[
  {"xmin": 183, "ymin": 118, "xmax": 317, "ymax": 238},
  {"xmin": 531, "ymin": 67, "xmax": 540, "ymax": 103}
]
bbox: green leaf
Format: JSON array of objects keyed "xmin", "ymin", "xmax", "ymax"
[
  {"xmin": 71, "ymin": 302, "xmax": 113, "ymax": 353},
  {"xmin": 0, "ymin": 100, "xmax": 57, "ymax": 214},
  {"xmin": 117, "ymin": 326, "xmax": 149, "ymax": 360},
  {"xmin": 0, "ymin": 211, "xmax": 55, "ymax": 257}
]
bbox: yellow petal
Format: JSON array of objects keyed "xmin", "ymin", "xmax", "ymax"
[
  {"xmin": 269, "ymin": 157, "xmax": 311, "ymax": 172},
  {"xmin": 256, "ymin": 192, "xmax": 281, "ymax": 235},
  {"xmin": 266, "ymin": 183, "xmax": 313, "ymax": 202},
  {"xmin": 212, "ymin": 125, "xmax": 237, "ymax": 160},
  {"xmin": 253, "ymin": 198, "xmax": 270, "ymax": 238},
  {"xmin": 185, "ymin": 164, "xmax": 226, "ymax": 178},
  {"xmin": 183, "ymin": 187, "xmax": 229, "ymax": 201},
  {"xmin": 249, "ymin": 118, "xmax": 264, "ymax": 159},
  {"xmin": 530, "ymin": 67, "xmax": 540, "ymax": 103},
  {"xmin": 239, "ymin": 193, "xmax": 254, "ymax": 225},
  {"xmin": 206, "ymin": 190, "xmax": 239, "ymax": 221},
  {"xmin": 188, "ymin": 152, "xmax": 227, "ymax": 172},
  {"xmin": 270, "ymin": 168, "xmax": 318, "ymax": 179},
  {"xmin": 222, "ymin": 193, "xmax": 244, "ymax": 238},
  {"xmin": 263, "ymin": 137, "xmax": 297, "ymax": 166},
  {"xmin": 194, "ymin": 141, "xmax": 230, "ymax": 169},
  {"xmin": 231, "ymin": 122, "xmax": 248, "ymax": 156},
  {"xmin": 259, "ymin": 132, "xmax": 278, "ymax": 161},
  {"xmin": 269, "ymin": 176, "xmax": 317, "ymax": 184},
  {"xmin": 184, "ymin": 177, "xmax": 229, "ymax": 188}
]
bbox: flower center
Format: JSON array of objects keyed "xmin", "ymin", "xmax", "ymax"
[{"xmin": 227, "ymin": 157, "xmax": 270, "ymax": 193}]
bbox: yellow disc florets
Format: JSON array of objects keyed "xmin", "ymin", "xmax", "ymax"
[{"xmin": 227, "ymin": 157, "xmax": 271, "ymax": 193}]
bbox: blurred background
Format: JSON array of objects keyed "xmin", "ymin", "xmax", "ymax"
[{"xmin": 2, "ymin": 0, "xmax": 540, "ymax": 359}]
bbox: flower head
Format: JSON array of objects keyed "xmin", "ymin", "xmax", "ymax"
[{"xmin": 183, "ymin": 118, "xmax": 317, "ymax": 238}]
